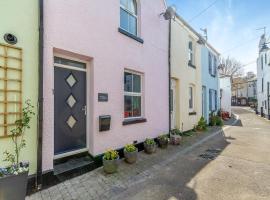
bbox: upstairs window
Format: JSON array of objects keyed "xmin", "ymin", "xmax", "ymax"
[
  {"xmin": 120, "ymin": 0, "xmax": 137, "ymax": 36},
  {"xmin": 261, "ymin": 55, "xmax": 264, "ymax": 70},
  {"xmin": 188, "ymin": 41, "xmax": 194, "ymax": 65},
  {"xmin": 208, "ymin": 52, "xmax": 217, "ymax": 77},
  {"xmin": 124, "ymin": 71, "xmax": 142, "ymax": 118}
]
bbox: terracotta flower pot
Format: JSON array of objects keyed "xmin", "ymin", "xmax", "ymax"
[
  {"xmin": 144, "ymin": 142, "xmax": 156, "ymax": 154},
  {"xmin": 102, "ymin": 156, "xmax": 119, "ymax": 174},
  {"xmin": 0, "ymin": 171, "xmax": 28, "ymax": 200},
  {"xmin": 124, "ymin": 149, "xmax": 138, "ymax": 164}
]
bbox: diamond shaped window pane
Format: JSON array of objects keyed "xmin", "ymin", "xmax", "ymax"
[
  {"xmin": 66, "ymin": 74, "xmax": 76, "ymax": 88},
  {"xmin": 66, "ymin": 115, "xmax": 76, "ymax": 129},
  {"xmin": 66, "ymin": 95, "xmax": 76, "ymax": 108}
]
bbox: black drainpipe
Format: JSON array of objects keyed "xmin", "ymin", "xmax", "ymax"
[
  {"xmin": 36, "ymin": 0, "xmax": 44, "ymax": 190},
  {"xmin": 168, "ymin": 19, "xmax": 172, "ymax": 132}
]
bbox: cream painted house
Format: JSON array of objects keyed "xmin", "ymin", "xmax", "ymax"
[{"xmin": 170, "ymin": 15, "xmax": 203, "ymax": 132}]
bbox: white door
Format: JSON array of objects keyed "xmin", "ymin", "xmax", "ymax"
[{"xmin": 171, "ymin": 79, "xmax": 177, "ymax": 129}]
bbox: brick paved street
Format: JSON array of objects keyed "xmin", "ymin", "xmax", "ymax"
[{"xmin": 26, "ymin": 125, "xmax": 225, "ymax": 200}]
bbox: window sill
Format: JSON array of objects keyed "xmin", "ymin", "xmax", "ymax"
[
  {"xmin": 118, "ymin": 28, "xmax": 144, "ymax": 44},
  {"xmin": 188, "ymin": 62, "xmax": 196, "ymax": 69},
  {"xmin": 123, "ymin": 118, "xmax": 147, "ymax": 126},
  {"xmin": 189, "ymin": 112, "xmax": 197, "ymax": 116}
]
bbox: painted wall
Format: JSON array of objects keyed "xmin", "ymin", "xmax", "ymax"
[
  {"xmin": 220, "ymin": 77, "xmax": 231, "ymax": 115},
  {"xmin": 0, "ymin": 0, "xmax": 39, "ymax": 175},
  {"xmin": 201, "ymin": 46, "xmax": 220, "ymax": 123},
  {"xmin": 257, "ymin": 49, "xmax": 270, "ymax": 116},
  {"xmin": 42, "ymin": 0, "xmax": 169, "ymax": 171},
  {"xmin": 171, "ymin": 17, "xmax": 202, "ymax": 132}
]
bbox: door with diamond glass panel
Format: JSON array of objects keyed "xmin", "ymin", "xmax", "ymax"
[{"xmin": 54, "ymin": 57, "xmax": 87, "ymax": 156}]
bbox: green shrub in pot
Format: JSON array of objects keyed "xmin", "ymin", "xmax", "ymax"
[
  {"xmin": 124, "ymin": 144, "xmax": 138, "ymax": 164},
  {"xmin": 0, "ymin": 100, "xmax": 34, "ymax": 200},
  {"xmin": 144, "ymin": 138, "xmax": 156, "ymax": 154},
  {"xmin": 103, "ymin": 149, "xmax": 119, "ymax": 174},
  {"xmin": 157, "ymin": 134, "xmax": 169, "ymax": 149}
]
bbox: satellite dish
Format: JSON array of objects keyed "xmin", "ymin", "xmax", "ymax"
[{"xmin": 163, "ymin": 6, "xmax": 176, "ymax": 20}]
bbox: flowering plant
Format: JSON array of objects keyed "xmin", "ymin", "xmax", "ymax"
[
  {"xmin": 124, "ymin": 144, "xmax": 137, "ymax": 153},
  {"xmin": 103, "ymin": 149, "xmax": 119, "ymax": 160}
]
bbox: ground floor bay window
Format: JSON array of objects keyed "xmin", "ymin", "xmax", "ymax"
[{"xmin": 124, "ymin": 71, "xmax": 143, "ymax": 119}]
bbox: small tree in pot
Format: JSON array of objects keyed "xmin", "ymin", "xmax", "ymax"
[
  {"xmin": 144, "ymin": 138, "xmax": 156, "ymax": 154},
  {"xmin": 196, "ymin": 117, "xmax": 208, "ymax": 132},
  {"xmin": 170, "ymin": 129, "xmax": 183, "ymax": 145},
  {"xmin": 124, "ymin": 144, "xmax": 138, "ymax": 164},
  {"xmin": 157, "ymin": 134, "xmax": 169, "ymax": 149},
  {"xmin": 0, "ymin": 100, "xmax": 34, "ymax": 200},
  {"xmin": 103, "ymin": 149, "xmax": 119, "ymax": 174}
]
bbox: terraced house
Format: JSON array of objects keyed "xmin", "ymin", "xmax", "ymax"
[
  {"xmin": 201, "ymin": 43, "xmax": 220, "ymax": 123},
  {"xmin": 41, "ymin": 0, "xmax": 169, "ymax": 179},
  {"xmin": 0, "ymin": 0, "xmax": 39, "ymax": 175},
  {"xmin": 257, "ymin": 34, "xmax": 270, "ymax": 119},
  {"xmin": 170, "ymin": 15, "xmax": 203, "ymax": 132}
]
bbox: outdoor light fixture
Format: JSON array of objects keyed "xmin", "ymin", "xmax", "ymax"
[
  {"xmin": 161, "ymin": 6, "xmax": 176, "ymax": 20},
  {"xmin": 4, "ymin": 33, "xmax": 17, "ymax": 45}
]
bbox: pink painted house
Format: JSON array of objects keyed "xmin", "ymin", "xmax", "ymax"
[{"xmin": 42, "ymin": 0, "xmax": 169, "ymax": 174}]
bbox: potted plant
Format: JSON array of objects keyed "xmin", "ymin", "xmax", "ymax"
[
  {"xmin": 215, "ymin": 116, "xmax": 224, "ymax": 126},
  {"xmin": 124, "ymin": 144, "xmax": 138, "ymax": 164},
  {"xmin": 157, "ymin": 134, "xmax": 169, "ymax": 149},
  {"xmin": 196, "ymin": 116, "xmax": 207, "ymax": 131},
  {"xmin": 103, "ymin": 149, "xmax": 119, "ymax": 174},
  {"xmin": 170, "ymin": 129, "xmax": 183, "ymax": 145},
  {"xmin": 209, "ymin": 112, "xmax": 217, "ymax": 126},
  {"xmin": 144, "ymin": 138, "xmax": 156, "ymax": 154},
  {"xmin": 0, "ymin": 100, "xmax": 34, "ymax": 200}
]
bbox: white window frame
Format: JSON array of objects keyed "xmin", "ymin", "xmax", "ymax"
[
  {"xmin": 189, "ymin": 85, "xmax": 195, "ymax": 112},
  {"xmin": 120, "ymin": 0, "xmax": 138, "ymax": 36},
  {"xmin": 124, "ymin": 70, "xmax": 143, "ymax": 119},
  {"xmin": 188, "ymin": 41, "xmax": 194, "ymax": 65}
]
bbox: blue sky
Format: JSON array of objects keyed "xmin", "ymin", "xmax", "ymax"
[{"xmin": 166, "ymin": 0, "xmax": 270, "ymax": 74}]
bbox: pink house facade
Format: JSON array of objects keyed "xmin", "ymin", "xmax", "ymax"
[{"xmin": 42, "ymin": 0, "xmax": 169, "ymax": 172}]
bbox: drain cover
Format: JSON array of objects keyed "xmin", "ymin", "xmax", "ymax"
[
  {"xmin": 199, "ymin": 153, "xmax": 216, "ymax": 160},
  {"xmin": 199, "ymin": 148, "xmax": 221, "ymax": 160}
]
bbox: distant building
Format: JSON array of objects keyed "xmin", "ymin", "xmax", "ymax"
[
  {"xmin": 220, "ymin": 76, "xmax": 232, "ymax": 116},
  {"xmin": 231, "ymin": 72, "xmax": 257, "ymax": 106},
  {"xmin": 256, "ymin": 34, "xmax": 270, "ymax": 119}
]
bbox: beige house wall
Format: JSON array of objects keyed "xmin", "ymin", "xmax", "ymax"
[{"xmin": 170, "ymin": 18, "xmax": 202, "ymax": 132}]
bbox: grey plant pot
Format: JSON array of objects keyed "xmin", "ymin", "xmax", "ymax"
[
  {"xmin": 158, "ymin": 138, "xmax": 169, "ymax": 149},
  {"xmin": 124, "ymin": 149, "xmax": 138, "ymax": 164},
  {"xmin": 0, "ymin": 171, "xmax": 28, "ymax": 200},
  {"xmin": 144, "ymin": 142, "xmax": 156, "ymax": 154},
  {"xmin": 103, "ymin": 157, "xmax": 119, "ymax": 174},
  {"xmin": 170, "ymin": 135, "xmax": 182, "ymax": 145}
]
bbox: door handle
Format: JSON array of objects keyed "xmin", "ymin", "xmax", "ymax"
[{"xmin": 82, "ymin": 105, "xmax": 87, "ymax": 115}]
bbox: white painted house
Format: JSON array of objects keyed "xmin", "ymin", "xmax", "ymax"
[
  {"xmin": 256, "ymin": 34, "xmax": 270, "ymax": 119},
  {"xmin": 220, "ymin": 75, "xmax": 232, "ymax": 116}
]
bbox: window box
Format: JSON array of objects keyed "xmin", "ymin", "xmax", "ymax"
[
  {"xmin": 123, "ymin": 118, "xmax": 147, "ymax": 125},
  {"xmin": 189, "ymin": 112, "xmax": 197, "ymax": 116}
]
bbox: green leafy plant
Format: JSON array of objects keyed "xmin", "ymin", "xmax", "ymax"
[
  {"xmin": 124, "ymin": 144, "xmax": 137, "ymax": 153},
  {"xmin": 144, "ymin": 138, "xmax": 156, "ymax": 145},
  {"xmin": 209, "ymin": 112, "xmax": 217, "ymax": 126},
  {"xmin": 158, "ymin": 134, "xmax": 169, "ymax": 141},
  {"xmin": 215, "ymin": 116, "xmax": 223, "ymax": 126},
  {"xmin": 1, "ymin": 100, "xmax": 34, "ymax": 176},
  {"xmin": 196, "ymin": 116, "xmax": 208, "ymax": 131},
  {"xmin": 103, "ymin": 149, "xmax": 119, "ymax": 160},
  {"xmin": 170, "ymin": 129, "xmax": 183, "ymax": 136}
]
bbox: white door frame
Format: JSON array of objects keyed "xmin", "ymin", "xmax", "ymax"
[{"xmin": 53, "ymin": 55, "xmax": 90, "ymax": 160}]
